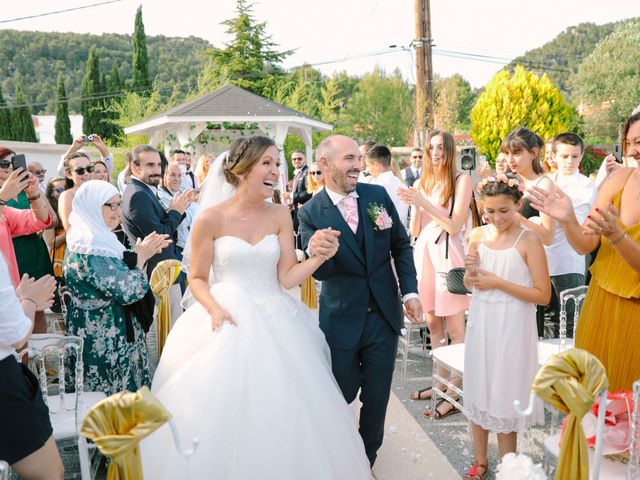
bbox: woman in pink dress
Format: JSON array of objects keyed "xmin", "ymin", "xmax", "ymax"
[{"xmin": 398, "ymin": 130, "xmax": 472, "ymax": 418}]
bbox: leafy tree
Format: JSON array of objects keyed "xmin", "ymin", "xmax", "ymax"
[
  {"xmin": 54, "ymin": 75, "xmax": 73, "ymax": 144},
  {"xmin": 336, "ymin": 67, "xmax": 413, "ymax": 146},
  {"xmin": 470, "ymin": 65, "xmax": 577, "ymax": 162},
  {"xmin": 12, "ymin": 82, "xmax": 37, "ymax": 142},
  {"xmin": 132, "ymin": 6, "xmax": 151, "ymax": 94},
  {"xmin": 571, "ymin": 19, "xmax": 640, "ymax": 140},
  {"xmin": 81, "ymin": 47, "xmax": 103, "ymax": 135},
  {"xmin": 108, "ymin": 65, "xmax": 125, "ymax": 93},
  {"xmin": 197, "ymin": 0, "xmax": 293, "ymax": 96},
  {"xmin": 271, "ymin": 65, "xmax": 323, "ymax": 118},
  {"xmin": 112, "ymin": 91, "xmax": 163, "ymax": 148},
  {"xmin": 319, "ymin": 74, "xmax": 346, "ymax": 126},
  {"xmin": 0, "ymin": 86, "xmax": 11, "ymax": 140},
  {"xmin": 433, "ymin": 74, "xmax": 476, "ymax": 132}
]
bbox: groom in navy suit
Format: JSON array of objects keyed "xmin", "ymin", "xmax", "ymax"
[{"xmin": 298, "ymin": 135, "xmax": 423, "ymax": 467}]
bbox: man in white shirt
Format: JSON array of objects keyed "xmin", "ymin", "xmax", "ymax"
[
  {"xmin": 545, "ymin": 133, "xmax": 597, "ymax": 337},
  {"xmin": 172, "ymin": 149, "xmax": 198, "ymax": 190},
  {"xmin": 357, "ymin": 141, "xmax": 375, "ymax": 184},
  {"xmin": 401, "ymin": 148, "xmax": 423, "ymax": 187},
  {"xmin": 365, "ymin": 144, "xmax": 409, "ymax": 230}
]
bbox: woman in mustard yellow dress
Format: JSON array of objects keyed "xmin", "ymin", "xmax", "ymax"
[{"xmin": 529, "ymin": 114, "xmax": 640, "ymax": 391}]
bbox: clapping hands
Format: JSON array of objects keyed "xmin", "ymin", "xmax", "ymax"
[
  {"xmin": 397, "ymin": 186, "xmax": 424, "ymax": 207},
  {"xmin": 134, "ymin": 232, "xmax": 172, "ymax": 268},
  {"xmin": 583, "ymin": 204, "xmax": 624, "ymax": 239},
  {"xmin": 17, "ymin": 274, "xmax": 57, "ymax": 311}
]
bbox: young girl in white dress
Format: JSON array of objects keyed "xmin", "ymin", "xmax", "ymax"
[{"xmin": 462, "ymin": 174, "xmax": 550, "ymax": 480}]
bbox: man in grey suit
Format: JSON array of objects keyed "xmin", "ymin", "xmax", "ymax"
[{"xmin": 402, "ymin": 147, "xmax": 423, "ymax": 187}]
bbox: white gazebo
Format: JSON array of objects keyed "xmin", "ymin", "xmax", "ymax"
[{"xmin": 124, "ymin": 84, "xmax": 332, "ymax": 189}]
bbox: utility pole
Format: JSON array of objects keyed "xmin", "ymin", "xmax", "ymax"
[{"xmin": 414, "ymin": 0, "xmax": 434, "ymax": 146}]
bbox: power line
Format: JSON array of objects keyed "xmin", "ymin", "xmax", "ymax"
[{"xmin": 0, "ymin": 0, "xmax": 122, "ymax": 24}]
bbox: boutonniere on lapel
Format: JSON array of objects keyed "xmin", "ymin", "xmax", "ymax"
[{"xmin": 367, "ymin": 203, "xmax": 393, "ymax": 231}]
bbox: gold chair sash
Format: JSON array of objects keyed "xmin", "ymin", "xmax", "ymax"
[
  {"xmin": 150, "ymin": 259, "xmax": 182, "ymax": 357},
  {"xmin": 532, "ymin": 348, "xmax": 608, "ymax": 480},
  {"xmin": 81, "ymin": 387, "xmax": 171, "ymax": 480},
  {"xmin": 301, "ymin": 276, "xmax": 317, "ymax": 309}
]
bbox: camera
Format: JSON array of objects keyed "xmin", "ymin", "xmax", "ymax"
[
  {"xmin": 83, "ymin": 135, "xmax": 94, "ymax": 143},
  {"xmin": 460, "ymin": 147, "xmax": 476, "ymax": 171}
]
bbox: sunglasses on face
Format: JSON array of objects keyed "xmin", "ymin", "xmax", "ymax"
[
  {"xmin": 103, "ymin": 201, "xmax": 122, "ymax": 212},
  {"xmin": 411, "ymin": 155, "xmax": 423, "ymax": 159},
  {"xmin": 310, "ymin": 171, "xmax": 322, "ymax": 176},
  {"xmin": 292, "ymin": 157, "xmax": 304, "ymax": 161},
  {"xmin": 55, "ymin": 187, "xmax": 64, "ymax": 193},
  {"xmin": 33, "ymin": 169, "xmax": 46, "ymax": 175},
  {"xmin": 0, "ymin": 160, "xmax": 12, "ymax": 169},
  {"xmin": 72, "ymin": 166, "xmax": 94, "ymax": 175}
]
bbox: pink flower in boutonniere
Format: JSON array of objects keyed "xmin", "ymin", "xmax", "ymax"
[{"xmin": 368, "ymin": 203, "xmax": 393, "ymax": 230}]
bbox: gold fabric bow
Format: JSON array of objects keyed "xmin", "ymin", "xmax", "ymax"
[
  {"xmin": 150, "ymin": 259, "xmax": 182, "ymax": 356},
  {"xmin": 81, "ymin": 387, "xmax": 171, "ymax": 480},
  {"xmin": 532, "ymin": 348, "xmax": 608, "ymax": 480}
]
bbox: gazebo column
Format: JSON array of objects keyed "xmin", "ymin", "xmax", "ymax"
[
  {"xmin": 299, "ymin": 127, "xmax": 314, "ymax": 165},
  {"xmin": 175, "ymin": 123, "xmax": 207, "ymax": 151}
]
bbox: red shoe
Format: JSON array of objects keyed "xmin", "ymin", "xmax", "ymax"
[{"xmin": 464, "ymin": 461, "xmax": 488, "ymax": 480}]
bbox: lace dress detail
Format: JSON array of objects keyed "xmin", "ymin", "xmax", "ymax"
[
  {"xmin": 141, "ymin": 234, "xmax": 371, "ymax": 479},
  {"xmin": 463, "ymin": 227, "xmax": 543, "ymax": 433}
]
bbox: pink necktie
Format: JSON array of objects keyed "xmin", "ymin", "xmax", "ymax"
[{"xmin": 342, "ymin": 195, "xmax": 358, "ymax": 233}]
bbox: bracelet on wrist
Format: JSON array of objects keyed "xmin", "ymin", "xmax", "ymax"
[
  {"xmin": 28, "ymin": 193, "xmax": 41, "ymax": 202},
  {"xmin": 610, "ymin": 231, "xmax": 628, "ymax": 246}
]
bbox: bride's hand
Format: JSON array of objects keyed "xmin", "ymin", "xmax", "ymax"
[{"xmin": 208, "ymin": 304, "xmax": 235, "ymax": 331}]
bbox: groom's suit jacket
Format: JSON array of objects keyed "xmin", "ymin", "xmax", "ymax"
[{"xmin": 298, "ymin": 183, "xmax": 417, "ymax": 350}]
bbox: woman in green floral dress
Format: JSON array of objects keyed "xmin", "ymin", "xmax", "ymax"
[{"xmin": 63, "ymin": 180, "xmax": 170, "ymax": 395}]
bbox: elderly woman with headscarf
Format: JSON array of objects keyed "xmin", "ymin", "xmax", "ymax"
[{"xmin": 63, "ymin": 180, "xmax": 170, "ymax": 395}]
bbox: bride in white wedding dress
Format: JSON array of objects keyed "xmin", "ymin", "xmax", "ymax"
[{"xmin": 141, "ymin": 136, "xmax": 372, "ymax": 479}]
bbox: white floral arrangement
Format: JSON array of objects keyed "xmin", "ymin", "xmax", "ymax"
[
  {"xmin": 495, "ymin": 453, "xmax": 547, "ymax": 480},
  {"xmin": 367, "ymin": 202, "xmax": 393, "ymax": 231}
]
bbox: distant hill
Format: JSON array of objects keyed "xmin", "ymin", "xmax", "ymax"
[
  {"xmin": 507, "ymin": 20, "xmax": 630, "ymax": 98},
  {"xmin": 0, "ymin": 29, "xmax": 213, "ymax": 114}
]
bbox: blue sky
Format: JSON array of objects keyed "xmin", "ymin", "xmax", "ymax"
[{"xmin": 3, "ymin": 0, "xmax": 640, "ymax": 88}]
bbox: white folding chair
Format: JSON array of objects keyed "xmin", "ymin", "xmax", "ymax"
[
  {"xmin": 398, "ymin": 317, "xmax": 430, "ymax": 381},
  {"xmin": 430, "ymin": 342, "xmax": 465, "ymax": 415},
  {"xmin": 538, "ymin": 286, "xmax": 588, "ymax": 365},
  {"xmin": 628, "ymin": 379, "xmax": 640, "ymax": 480},
  {"xmin": 15, "ymin": 334, "xmax": 107, "ymax": 480}
]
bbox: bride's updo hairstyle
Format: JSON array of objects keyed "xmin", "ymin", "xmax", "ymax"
[
  {"xmin": 223, "ymin": 135, "xmax": 276, "ymax": 186},
  {"xmin": 477, "ymin": 173, "xmax": 524, "ymax": 203}
]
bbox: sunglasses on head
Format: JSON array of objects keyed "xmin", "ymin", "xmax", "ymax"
[
  {"xmin": 310, "ymin": 171, "xmax": 322, "ymax": 176},
  {"xmin": 103, "ymin": 201, "xmax": 122, "ymax": 212},
  {"xmin": 72, "ymin": 166, "xmax": 94, "ymax": 175}
]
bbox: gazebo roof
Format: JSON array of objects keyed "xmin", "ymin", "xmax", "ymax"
[{"xmin": 124, "ymin": 83, "xmax": 332, "ymax": 135}]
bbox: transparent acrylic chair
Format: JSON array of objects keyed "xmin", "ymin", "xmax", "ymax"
[
  {"xmin": 16, "ymin": 334, "xmax": 106, "ymax": 479},
  {"xmin": 398, "ymin": 316, "xmax": 430, "ymax": 381},
  {"xmin": 628, "ymin": 380, "xmax": 640, "ymax": 480},
  {"xmin": 538, "ymin": 285, "xmax": 588, "ymax": 365}
]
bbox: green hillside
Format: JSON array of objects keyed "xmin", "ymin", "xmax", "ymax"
[
  {"xmin": 507, "ymin": 20, "xmax": 625, "ymax": 98},
  {"xmin": 0, "ymin": 29, "xmax": 213, "ymax": 114}
]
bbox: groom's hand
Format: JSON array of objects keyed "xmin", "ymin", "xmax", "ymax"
[
  {"xmin": 309, "ymin": 228, "xmax": 341, "ymax": 259},
  {"xmin": 404, "ymin": 298, "xmax": 424, "ymax": 324}
]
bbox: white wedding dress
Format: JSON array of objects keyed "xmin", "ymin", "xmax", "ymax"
[{"xmin": 141, "ymin": 233, "xmax": 372, "ymax": 479}]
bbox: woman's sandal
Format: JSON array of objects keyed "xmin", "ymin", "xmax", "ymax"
[
  {"xmin": 423, "ymin": 398, "xmax": 460, "ymax": 419},
  {"xmin": 409, "ymin": 387, "xmax": 433, "ymax": 401},
  {"xmin": 464, "ymin": 461, "xmax": 488, "ymax": 480}
]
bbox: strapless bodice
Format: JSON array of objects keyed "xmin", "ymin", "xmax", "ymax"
[{"xmin": 212, "ymin": 234, "xmax": 282, "ymax": 297}]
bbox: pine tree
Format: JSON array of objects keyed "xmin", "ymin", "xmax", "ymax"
[
  {"xmin": 81, "ymin": 47, "xmax": 102, "ymax": 135},
  {"xmin": 101, "ymin": 65, "xmax": 124, "ymax": 143},
  {"xmin": 54, "ymin": 75, "xmax": 73, "ymax": 144},
  {"xmin": 132, "ymin": 5, "xmax": 151, "ymax": 94},
  {"xmin": 0, "ymin": 86, "xmax": 12, "ymax": 140},
  {"xmin": 12, "ymin": 83, "xmax": 37, "ymax": 142}
]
